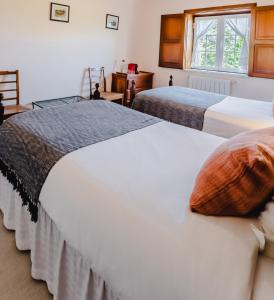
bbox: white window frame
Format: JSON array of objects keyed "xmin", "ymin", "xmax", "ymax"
[{"xmin": 191, "ymin": 13, "xmax": 251, "ymax": 74}]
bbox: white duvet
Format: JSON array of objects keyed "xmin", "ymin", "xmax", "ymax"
[
  {"xmin": 203, "ymin": 96, "xmax": 274, "ymax": 138},
  {"xmin": 40, "ymin": 122, "xmax": 259, "ymax": 300}
]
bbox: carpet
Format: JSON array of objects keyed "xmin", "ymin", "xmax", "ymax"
[{"xmin": 0, "ymin": 212, "xmax": 52, "ymax": 300}]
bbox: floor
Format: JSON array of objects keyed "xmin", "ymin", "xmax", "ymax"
[{"xmin": 0, "ymin": 213, "xmax": 52, "ymax": 300}]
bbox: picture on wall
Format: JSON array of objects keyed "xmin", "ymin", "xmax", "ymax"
[
  {"xmin": 50, "ymin": 2, "xmax": 70, "ymax": 23},
  {"xmin": 106, "ymin": 14, "xmax": 119, "ymax": 30}
]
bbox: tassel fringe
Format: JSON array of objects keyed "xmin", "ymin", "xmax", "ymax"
[{"xmin": 0, "ymin": 159, "xmax": 38, "ymax": 222}]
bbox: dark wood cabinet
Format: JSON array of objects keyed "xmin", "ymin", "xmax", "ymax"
[
  {"xmin": 159, "ymin": 14, "xmax": 185, "ymax": 69},
  {"xmin": 111, "ymin": 71, "xmax": 154, "ymax": 106},
  {"xmin": 249, "ymin": 6, "xmax": 274, "ymax": 78}
]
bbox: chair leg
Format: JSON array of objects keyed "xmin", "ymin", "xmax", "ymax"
[
  {"xmin": 129, "ymin": 80, "xmax": 136, "ymax": 108},
  {"xmin": 0, "ymin": 105, "xmax": 4, "ymax": 125},
  {"xmin": 0, "ymin": 94, "xmax": 4, "ymax": 125}
]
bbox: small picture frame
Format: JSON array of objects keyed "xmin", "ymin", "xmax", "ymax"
[
  {"xmin": 50, "ymin": 2, "xmax": 70, "ymax": 23},
  {"xmin": 106, "ymin": 14, "xmax": 119, "ymax": 30}
]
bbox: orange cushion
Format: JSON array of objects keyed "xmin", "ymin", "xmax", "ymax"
[{"xmin": 190, "ymin": 127, "xmax": 274, "ymax": 217}]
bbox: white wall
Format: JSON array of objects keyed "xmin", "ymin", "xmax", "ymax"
[
  {"xmin": 2, "ymin": 0, "xmax": 274, "ymax": 103},
  {"xmin": 132, "ymin": 0, "xmax": 274, "ymax": 101},
  {"xmin": 0, "ymin": 0, "xmax": 139, "ymax": 103}
]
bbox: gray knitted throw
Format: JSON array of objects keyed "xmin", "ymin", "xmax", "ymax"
[
  {"xmin": 0, "ymin": 101, "xmax": 160, "ymax": 222},
  {"xmin": 133, "ymin": 86, "xmax": 226, "ymax": 130}
]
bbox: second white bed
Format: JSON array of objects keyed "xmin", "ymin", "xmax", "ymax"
[
  {"xmin": 203, "ymin": 96, "xmax": 274, "ymax": 138},
  {"xmin": 133, "ymin": 86, "xmax": 274, "ymax": 138}
]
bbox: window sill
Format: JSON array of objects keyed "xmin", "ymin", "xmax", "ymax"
[{"xmin": 184, "ymin": 68, "xmax": 249, "ymax": 79}]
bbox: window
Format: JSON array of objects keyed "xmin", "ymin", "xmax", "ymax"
[
  {"xmin": 159, "ymin": 4, "xmax": 274, "ymax": 79},
  {"xmin": 191, "ymin": 14, "xmax": 250, "ymax": 73}
]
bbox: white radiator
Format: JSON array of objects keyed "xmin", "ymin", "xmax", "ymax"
[{"xmin": 189, "ymin": 76, "xmax": 231, "ymax": 95}]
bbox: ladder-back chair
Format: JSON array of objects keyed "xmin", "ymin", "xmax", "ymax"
[
  {"xmin": 88, "ymin": 67, "xmax": 106, "ymax": 99},
  {"xmin": 0, "ymin": 70, "xmax": 30, "ymax": 119},
  {"xmin": 88, "ymin": 67, "xmax": 124, "ymax": 105}
]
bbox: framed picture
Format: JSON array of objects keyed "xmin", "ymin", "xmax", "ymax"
[
  {"xmin": 106, "ymin": 14, "xmax": 119, "ymax": 30},
  {"xmin": 50, "ymin": 2, "xmax": 70, "ymax": 23}
]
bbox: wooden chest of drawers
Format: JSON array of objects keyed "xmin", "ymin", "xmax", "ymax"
[{"xmin": 111, "ymin": 71, "xmax": 154, "ymax": 107}]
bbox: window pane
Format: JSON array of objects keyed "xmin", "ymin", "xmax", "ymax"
[
  {"xmin": 198, "ymin": 37, "xmax": 207, "ymax": 51},
  {"xmin": 201, "ymin": 52, "xmax": 207, "ymax": 66},
  {"xmin": 224, "ymin": 35, "xmax": 236, "ymax": 51},
  {"xmin": 206, "ymin": 52, "xmax": 216, "ymax": 67},
  {"xmin": 197, "ymin": 52, "xmax": 206, "ymax": 67},
  {"xmin": 222, "ymin": 15, "xmax": 250, "ymax": 72},
  {"xmin": 224, "ymin": 24, "xmax": 234, "ymax": 36},
  {"xmin": 192, "ymin": 18, "xmax": 218, "ymax": 69},
  {"xmin": 207, "ymin": 36, "xmax": 217, "ymax": 51},
  {"xmin": 236, "ymin": 36, "xmax": 244, "ymax": 52},
  {"xmin": 223, "ymin": 51, "xmax": 236, "ymax": 69},
  {"xmin": 192, "ymin": 14, "xmax": 250, "ymax": 73}
]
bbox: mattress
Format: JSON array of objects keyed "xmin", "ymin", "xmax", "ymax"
[
  {"xmin": 252, "ymin": 256, "xmax": 274, "ymax": 300},
  {"xmin": 38, "ymin": 121, "xmax": 259, "ymax": 300},
  {"xmin": 1, "ymin": 171, "xmax": 269, "ymax": 300},
  {"xmin": 133, "ymin": 87, "xmax": 274, "ymax": 138},
  {"xmin": 0, "ymin": 174, "xmax": 117, "ymax": 300},
  {"xmin": 203, "ymin": 96, "xmax": 274, "ymax": 138},
  {"xmin": 1, "ymin": 103, "xmax": 271, "ymax": 300}
]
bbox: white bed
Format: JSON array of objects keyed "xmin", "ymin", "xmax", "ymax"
[
  {"xmin": 1, "ymin": 120, "xmax": 273, "ymax": 300},
  {"xmin": 203, "ymin": 96, "xmax": 274, "ymax": 138},
  {"xmin": 133, "ymin": 87, "xmax": 274, "ymax": 138}
]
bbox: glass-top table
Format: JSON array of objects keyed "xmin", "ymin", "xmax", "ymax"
[{"xmin": 32, "ymin": 96, "xmax": 86, "ymax": 109}]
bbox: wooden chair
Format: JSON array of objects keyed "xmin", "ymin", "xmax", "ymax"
[
  {"xmin": 88, "ymin": 67, "xmax": 124, "ymax": 105},
  {"xmin": 0, "ymin": 93, "xmax": 4, "ymax": 125},
  {"xmin": 169, "ymin": 75, "xmax": 174, "ymax": 86},
  {"xmin": 0, "ymin": 70, "xmax": 31, "ymax": 119}
]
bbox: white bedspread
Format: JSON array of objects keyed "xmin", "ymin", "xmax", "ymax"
[
  {"xmin": 203, "ymin": 96, "xmax": 274, "ymax": 138},
  {"xmin": 39, "ymin": 122, "xmax": 259, "ymax": 300}
]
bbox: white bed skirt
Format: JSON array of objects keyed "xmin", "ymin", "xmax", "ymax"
[{"xmin": 0, "ymin": 174, "xmax": 118, "ymax": 300}]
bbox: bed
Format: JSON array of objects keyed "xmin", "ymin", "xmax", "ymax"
[
  {"xmin": 0, "ymin": 101, "xmax": 273, "ymax": 300},
  {"xmin": 132, "ymin": 86, "xmax": 274, "ymax": 138}
]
